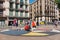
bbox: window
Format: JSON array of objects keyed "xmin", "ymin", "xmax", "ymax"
[
  {"xmin": 11, "ymin": 0, "xmax": 15, "ymax": 2},
  {"xmin": 0, "ymin": 10, "xmax": 3, "ymax": 14},
  {"xmin": 15, "ymin": 11, "xmax": 18, "ymax": 17},
  {"xmin": 20, "ymin": 11, "xmax": 23, "ymax": 17},
  {"xmin": 16, "ymin": 4, "xmax": 20, "ymax": 9},
  {"xmin": 0, "ymin": 2, "xmax": 3, "ymax": 4},
  {"xmin": 25, "ymin": 13, "xmax": 28, "ymax": 17},
  {"xmin": 20, "ymin": 5, "xmax": 23, "ymax": 8},
  {"xmin": 25, "ymin": 0, "xmax": 27, "ymax": 1},
  {"xmin": 0, "ymin": 2, "xmax": 3, "ymax": 8},
  {"xmin": 25, "ymin": 5, "xmax": 28, "ymax": 9},
  {"xmin": 20, "ymin": 0, "xmax": 23, "ymax": 2},
  {"xmin": 10, "ymin": 3, "xmax": 13, "ymax": 8},
  {"xmin": 25, "ymin": 0, "xmax": 27, "ymax": 4},
  {"xmin": 16, "ymin": 5, "xmax": 18, "ymax": 9},
  {"xmin": 9, "ymin": 10, "xmax": 13, "ymax": 16},
  {"xmin": 20, "ymin": 0, "xmax": 23, "ymax": 5}
]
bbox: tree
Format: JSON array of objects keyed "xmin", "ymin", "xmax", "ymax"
[{"xmin": 55, "ymin": 0, "xmax": 60, "ymax": 9}]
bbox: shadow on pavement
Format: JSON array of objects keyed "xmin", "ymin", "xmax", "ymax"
[{"xmin": 0, "ymin": 29, "xmax": 29, "ymax": 36}]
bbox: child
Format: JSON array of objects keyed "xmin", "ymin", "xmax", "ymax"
[{"xmin": 24, "ymin": 22, "xmax": 31, "ymax": 31}]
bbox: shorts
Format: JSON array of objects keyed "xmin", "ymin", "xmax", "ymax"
[{"xmin": 33, "ymin": 26, "xmax": 36, "ymax": 28}]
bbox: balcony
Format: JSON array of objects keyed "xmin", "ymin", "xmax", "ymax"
[
  {"xmin": 15, "ymin": 8, "xmax": 19, "ymax": 11},
  {"xmin": 0, "ymin": 0, "xmax": 5, "ymax": 2},
  {"xmin": 9, "ymin": 7, "xmax": 15, "ymax": 11},
  {"xmin": 25, "ymin": 9, "xmax": 29, "ymax": 12},
  {"xmin": 15, "ymin": 1, "xmax": 20, "ymax": 4},
  {"xmin": 0, "ymin": 4, "xmax": 5, "ymax": 10},
  {"xmin": 45, "ymin": 14, "xmax": 49, "ymax": 17},
  {"xmin": 19, "ymin": 8, "xmax": 24, "ymax": 11}
]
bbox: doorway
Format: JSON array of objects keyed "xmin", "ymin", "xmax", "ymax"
[{"xmin": 8, "ymin": 21, "xmax": 13, "ymax": 26}]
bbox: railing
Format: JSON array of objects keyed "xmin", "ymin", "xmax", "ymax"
[
  {"xmin": 9, "ymin": 7, "xmax": 15, "ymax": 11},
  {"xmin": 16, "ymin": 1, "xmax": 20, "ymax": 4},
  {"xmin": 0, "ymin": 4, "xmax": 5, "ymax": 9},
  {"xmin": 25, "ymin": 8, "xmax": 29, "ymax": 12},
  {"xmin": 9, "ymin": 11, "xmax": 13, "ymax": 17},
  {"xmin": 19, "ymin": 8, "xmax": 24, "ymax": 11}
]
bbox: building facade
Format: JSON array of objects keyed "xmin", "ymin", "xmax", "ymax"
[
  {"xmin": 30, "ymin": 0, "xmax": 59, "ymax": 24},
  {"xmin": 0, "ymin": 0, "xmax": 30, "ymax": 26}
]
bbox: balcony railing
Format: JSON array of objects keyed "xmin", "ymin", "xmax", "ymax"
[
  {"xmin": 16, "ymin": 1, "xmax": 20, "ymax": 4},
  {"xmin": 0, "ymin": 4, "xmax": 5, "ymax": 10},
  {"xmin": 25, "ymin": 9, "xmax": 29, "ymax": 12},
  {"xmin": 19, "ymin": 8, "xmax": 24, "ymax": 11},
  {"xmin": 9, "ymin": 7, "xmax": 15, "ymax": 11},
  {"xmin": 0, "ymin": 0, "xmax": 5, "ymax": 2},
  {"xmin": 15, "ymin": 8, "xmax": 19, "ymax": 11}
]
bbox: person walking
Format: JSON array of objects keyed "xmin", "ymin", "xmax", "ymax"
[
  {"xmin": 54, "ymin": 20, "xmax": 58, "ymax": 28},
  {"xmin": 32, "ymin": 20, "xmax": 36, "ymax": 28}
]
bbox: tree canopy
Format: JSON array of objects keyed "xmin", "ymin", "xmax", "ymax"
[
  {"xmin": 55, "ymin": 0, "xmax": 60, "ymax": 3},
  {"xmin": 55, "ymin": 0, "xmax": 60, "ymax": 9}
]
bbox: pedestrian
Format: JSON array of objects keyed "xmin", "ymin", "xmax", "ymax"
[
  {"xmin": 37, "ymin": 21, "xmax": 39, "ymax": 26},
  {"xmin": 32, "ymin": 20, "xmax": 36, "ymax": 28},
  {"xmin": 13, "ymin": 19, "xmax": 17, "ymax": 26},
  {"xmin": 24, "ymin": 22, "xmax": 31, "ymax": 31},
  {"xmin": 28, "ymin": 20, "xmax": 31, "ymax": 27},
  {"xmin": 54, "ymin": 20, "xmax": 58, "ymax": 28}
]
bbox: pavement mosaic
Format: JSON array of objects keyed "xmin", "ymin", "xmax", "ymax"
[{"xmin": 0, "ymin": 29, "xmax": 60, "ymax": 37}]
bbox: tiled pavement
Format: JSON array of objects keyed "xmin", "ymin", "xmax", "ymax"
[
  {"xmin": 0, "ymin": 32, "xmax": 60, "ymax": 40},
  {"xmin": 0, "ymin": 25, "xmax": 60, "ymax": 40}
]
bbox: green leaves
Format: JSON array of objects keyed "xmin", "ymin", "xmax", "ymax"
[
  {"xmin": 55, "ymin": 0, "xmax": 60, "ymax": 3},
  {"xmin": 55, "ymin": 0, "xmax": 60, "ymax": 9}
]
